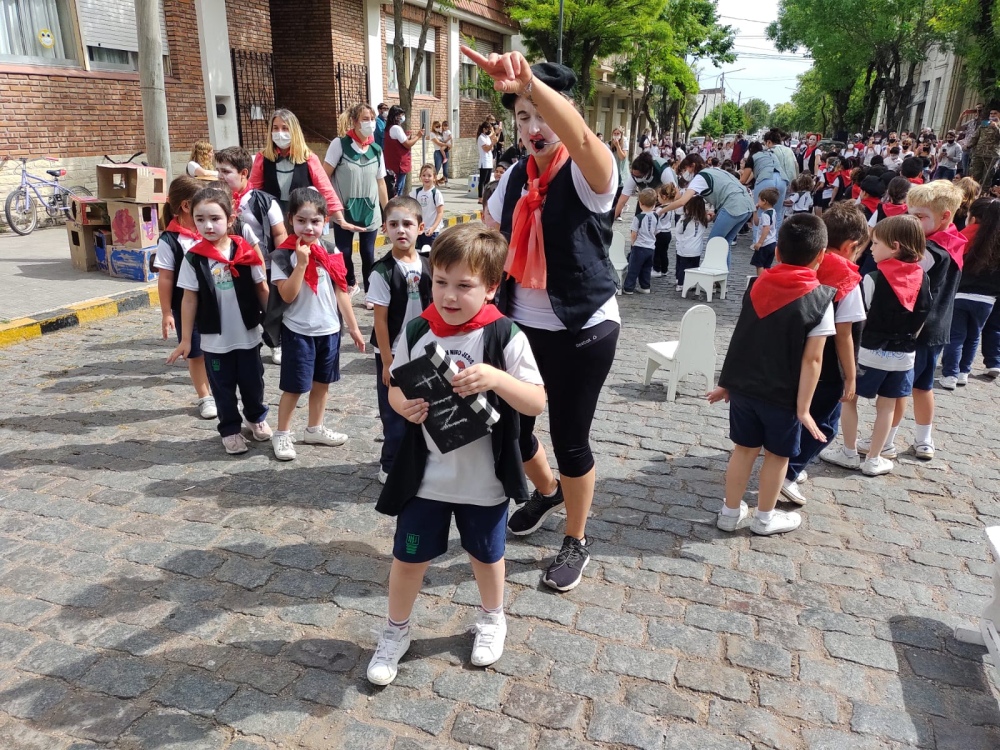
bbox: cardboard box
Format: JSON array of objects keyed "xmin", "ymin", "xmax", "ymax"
[
  {"xmin": 108, "ymin": 201, "xmax": 159, "ymax": 250},
  {"xmin": 107, "ymin": 245, "xmax": 158, "ymax": 282},
  {"xmin": 66, "ymin": 220, "xmax": 98, "ymax": 272},
  {"xmin": 68, "ymin": 196, "xmax": 109, "ymax": 226},
  {"xmin": 94, "ymin": 230, "xmax": 110, "ymax": 273},
  {"xmin": 96, "ymin": 163, "xmax": 167, "ymax": 203}
]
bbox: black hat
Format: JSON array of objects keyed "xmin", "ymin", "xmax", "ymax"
[
  {"xmin": 501, "ymin": 62, "xmax": 576, "ymax": 109},
  {"xmin": 860, "ymin": 175, "xmax": 885, "ymax": 197}
]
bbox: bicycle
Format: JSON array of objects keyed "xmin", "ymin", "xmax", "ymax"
[
  {"xmin": 2, "ymin": 156, "xmax": 92, "ymax": 236},
  {"xmin": 103, "ymin": 152, "xmax": 148, "ymax": 166}
]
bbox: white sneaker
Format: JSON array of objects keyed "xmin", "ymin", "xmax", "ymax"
[
  {"xmin": 856, "ymin": 439, "xmax": 898, "ymax": 459},
  {"xmin": 367, "ymin": 624, "xmax": 411, "ymax": 686},
  {"xmin": 780, "ymin": 479, "xmax": 807, "ymax": 505},
  {"xmin": 378, "ymin": 469, "xmax": 388, "ymax": 485},
  {"xmin": 222, "ymin": 434, "xmax": 248, "ymax": 455},
  {"xmin": 348, "ymin": 285, "xmax": 361, "ymax": 298},
  {"xmin": 675, "ymin": 285, "xmax": 683, "ymax": 292},
  {"xmin": 939, "ymin": 375, "xmax": 957, "ymax": 390},
  {"xmin": 957, "ymin": 372, "xmax": 969, "ymax": 386},
  {"xmin": 716, "ymin": 501, "xmax": 750, "ymax": 532},
  {"xmin": 271, "ymin": 347, "xmax": 282, "ymax": 365},
  {"xmin": 243, "ymin": 419, "xmax": 273, "ymax": 442},
  {"xmin": 301, "ymin": 426, "xmax": 348, "ymax": 446},
  {"xmin": 197, "ymin": 396, "xmax": 217, "ymax": 420},
  {"xmin": 819, "ymin": 444, "xmax": 861, "ymax": 469},
  {"xmin": 861, "ymin": 456, "xmax": 894, "ymax": 476},
  {"xmin": 470, "ymin": 611, "xmax": 507, "ymax": 667},
  {"xmin": 986, "ymin": 367, "xmax": 1000, "ymax": 379},
  {"xmin": 913, "ymin": 442, "xmax": 935, "ymax": 460},
  {"xmin": 637, "ymin": 287, "xmax": 651, "ymax": 294},
  {"xmin": 795, "ymin": 470, "xmax": 808, "ymax": 483},
  {"xmin": 651, "ymin": 271, "xmax": 663, "ymax": 278},
  {"xmin": 750, "ymin": 510, "xmax": 802, "ymax": 536},
  {"xmin": 272, "ymin": 433, "xmax": 296, "ymax": 461}
]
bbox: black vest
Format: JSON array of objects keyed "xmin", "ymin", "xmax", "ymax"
[
  {"xmin": 860, "ymin": 270, "xmax": 931, "ymax": 352},
  {"xmin": 368, "ymin": 252, "xmax": 433, "ymax": 350},
  {"xmin": 189, "ymin": 245, "xmax": 263, "ymax": 336},
  {"xmin": 375, "ymin": 316, "xmax": 529, "ymax": 515},
  {"xmin": 919, "ymin": 241, "xmax": 961, "ymax": 346},
  {"xmin": 245, "ymin": 189, "xmax": 278, "ymax": 258},
  {"xmin": 160, "ymin": 231, "xmax": 186, "ymax": 310},
  {"xmin": 498, "ymin": 159, "xmax": 617, "ymax": 334},
  {"xmin": 261, "ymin": 157, "xmax": 311, "ymax": 210},
  {"xmin": 719, "ymin": 284, "xmax": 836, "ymax": 410}
]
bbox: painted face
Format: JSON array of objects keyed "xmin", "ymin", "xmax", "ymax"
[
  {"xmin": 193, "ymin": 200, "xmax": 231, "ymax": 243},
  {"xmin": 291, "ymin": 203, "xmax": 326, "ymax": 244},
  {"xmin": 807, "ymin": 135, "xmax": 817, "ymax": 146},
  {"xmin": 908, "ymin": 205, "xmax": 940, "ymax": 235},
  {"xmin": 420, "ymin": 169, "xmax": 435, "ymax": 187},
  {"xmin": 383, "ymin": 207, "xmax": 421, "ymax": 251},
  {"xmin": 431, "ymin": 260, "xmax": 497, "ymax": 327},
  {"xmin": 514, "ymin": 98, "xmax": 559, "ymax": 156},
  {"xmin": 870, "ymin": 234, "xmax": 898, "ymax": 264},
  {"xmin": 216, "ymin": 164, "xmax": 244, "ymax": 192}
]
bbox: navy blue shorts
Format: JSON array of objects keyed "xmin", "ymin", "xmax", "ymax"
[
  {"xmin": 172, "ymin": 306, "xmax": 203, "ymax": 359},
  {"xmin": 750, "ymin": 243, "xmax": 776, "ymax": 269},
  {"xmin": 278, "ymin": 326, "xmax": 341, "ymax": 394},
  {"xmin": 856, "ymin": 364, "xmax": 914, "ymax": 399},
  {"xmin": 728, "ymin": 390, "xmax": 801, "ymax": 458},
  {"xmin": 393, "ymin": 496, "xmax": 509, "ymax": 564},
  {"xmin": 913, "ymin": 344, "xmax": 943, "ymax": 391}
]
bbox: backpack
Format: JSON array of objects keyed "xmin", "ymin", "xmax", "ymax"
[
  {"xmin": 262, "ymin": 238, "xmax": 342, "ymax": 344},
  {"xmin": 245, "ymin": 190, "xmax": 279, "ymax": 258}
]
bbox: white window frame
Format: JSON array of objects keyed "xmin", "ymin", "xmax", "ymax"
[
  {"xmin": 385, "ymin": 17, "xmax": 435, "ymax": 96},
  {"xmin": 460, "ymin": 39, "xmax": 493, "ymax": 100},
  {"xmin": 77, "ymin": 0, "xmax": 169, "ymax": 73},
  {"xmin": 0, "ymin": 0, "xmax": 80, "ymax": 66}
]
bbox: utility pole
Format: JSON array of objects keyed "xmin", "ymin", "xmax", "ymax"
[
  {"xmin": 557, "ymin": 0, "xmax": 564, "ymax": 65},
  {"xmin": 135, "ymin": 0, "xmax": 171, "ymax": 175}
]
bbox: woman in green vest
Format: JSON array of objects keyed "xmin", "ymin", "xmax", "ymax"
[{"xmin": 323, "ymin": 103, "xmax": 390, "ymax": 302}]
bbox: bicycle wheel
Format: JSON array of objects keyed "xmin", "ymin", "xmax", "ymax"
[
  {"xmin": 5, "ymin": 187, "xmax": 37, "ymax": 236},
  {"xmin": 66, "ymin": 185, "xmax": 92, "ymax": 197}
]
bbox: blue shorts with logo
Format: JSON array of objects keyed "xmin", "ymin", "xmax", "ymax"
[
  {"xmin": 279, "ymin": 326, "xmax": 340, "ymax": 394},
  {"xmin": 728, "ymin": 390, "xmax": 801, "ymax": 458},
  {"xmin": 393, "ymin": 496, "xmax": 509, "ymax": 564}
]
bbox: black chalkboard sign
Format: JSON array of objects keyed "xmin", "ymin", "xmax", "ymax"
[{"xmin": 393, "ymin": 342, "xmax": 500, "ymax": 454}]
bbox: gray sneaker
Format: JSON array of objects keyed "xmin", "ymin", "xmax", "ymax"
[
  {"xmin": 779, "ymin": 479, "xmax": 807, "ymax": 505},
  {"xmin": 716, "ymin": 501, "xmax": 750, "ymax": 532}
]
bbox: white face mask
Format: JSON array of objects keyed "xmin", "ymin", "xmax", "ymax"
[
  {"xmin": 358, "ymin": 120, "xmax": 376, "ymax": 137},
  {"xmin": 398, "ymin": 115, "xmax": 406, "ymax": 125},
  {"xmin": 272, "ymin": 131, "xmax": 292, "ymax": 149},
  {"xmin": 682, "ymin": 170, "xmax": 694, "ymax": 182}
]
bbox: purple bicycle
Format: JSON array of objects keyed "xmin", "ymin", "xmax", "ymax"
[{"xmin": 2, "ymin": 155, "xmax": 92, "ymax": 236}]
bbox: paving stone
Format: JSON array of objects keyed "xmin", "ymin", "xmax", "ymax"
[
  {"xmin": 508, "ymin": 590, "xmax": 578, "ymax": 625},
  {"xmin": 536, "ymin": 730, "xmax": 599, "ymax": 750},
  {"xmin": 371, "ymin": 689, "xmax": 455, "ymax": 735},
  {"xmin": 798, "ymin": 608, "xmax": 871, "ymax": 636},
  {"xmin": 684, "ymin": 603, "xmax": 755, "ymax": 636},
  {"xmin": 597, "ymin": 643, "xmax": 678, "ymax": 683},
  {"xmin": 824, "ymin": 633, "xmax": 899, "ymax": 671},
  {"xmin": 624, "ymin": 590, "xmax": 685, "ymax": 617},
  {"xmin": 931, "ymin": 716, "xmax": 1000, "ymax": 750},
  {"xmin": 214, "ymin": 558, "xmax": 276, "ymax": 590},
  {"xmin": 759, "ymin": 677, "xmax": 841, "ymax": 724},
  {"xmin": 219, "ymin": 653, "xmax": 300, "ymax": 694},
  {"xmin": 266, "ymin": 568, "xmax": 338, "ymax": 599},
  {"xmin": 801, "ymin": 729, "xmax": 890, "ymax": 750},
  {"xmin": 285, "ymin": 638, "xmax": 361, "ymax": 672},
  {"xmin": 122, "ymin": 711, "xmax": 229, "ymax": 750},
  {"xmin": 155, "ymin": 672, "xmax": 239, "ymax": 716},
  {"xmin": 525, "ymin": 626, "xmax": 598, "ymax": 667},
  {"xmin": 662, "ymin": 725, "xmax": 751, "ymax": 750},
  {"xmin": 0, "ymin": 597, "xmax": 52, "ymax": 626},
  {"xmin": 850, "ymin": 702, "xmax": 933, "ymax": 747},
  {"xmin": 215, "ymin": 687, "xmax": 310, "ymax": 741},
  {"xmin": 19, "ymin": 641, "xmax": 98, "ymax": 679},
  {"xmin": 292, "ymin": 668, "xmax": 362, "ymax": 710},
  {"xmin": 586, "ymin": 703, "xmax": 664, "ymax": 750},
  {"xmin": 432, "ymin": 670, "xmax": 508, "ymax": 711},
  {"xmin": 575, "ymin": 606, "xmax": 644, "ymax": 643},
  {"xmin": 675, "ymin": 660, "xmax": 751, "ymax": 701},
  {"xmin": 710, "ymin": 567, "xmax": 764, "ymax": 595},
  {"xmin": 0, "ymin": 676, "xmax": 69, "ymax": 719},
  {"xmin": 44, "ymin": 692, "xmax": 145, "ymax": 743},
  {"xmin": 904, "ymin": 647, "xmax": 985, "ymax": 689},
  {"xmin": 78, "ymin": 656, "xmax": 165, "ymax": 698},
  {"xmin": 451, "ymin": 710, "xmax": 533, "ymax": 750},
  {"xmin": 726, "ymin": 636, "xmax": 792, "ymax": 677},
  {"xmin": 624, "ymin": 681, "xmax": 702, "ymax": 721},
  {"xmin": 502, "ymin": 683, "xmax": 584, "ymax": 730},
  {"xmin": 549, "ymin": 663, "xmax": 621, "ymax": 699},
  {"xmin": 708, "ymin": 698, "xmax": 803, "ymax": 750},
  {"xmin": 0, "ymin": 625, "xmax": 39, "ymax": 660},
  {"xmin": 647, "ymin": 619, "xmax": 722, "ymax": 658},
  {"xmin": 640, "ymin": 555, "xmax": 707, "ymax": 579}
]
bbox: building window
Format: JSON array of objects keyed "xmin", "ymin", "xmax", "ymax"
[
  {"xmin": 461, "ymin": 39, "xmax": 494, "ymax": 100},
  {"xmin": 385, "ymin": 18, "xmax": 435, "ymax": 97},
  {"xmin": 86, "ymin": 45, "xmax": 171, "ymax": 74},
  {"xmin": 0, "ymin": 0, "xmax": 79, "ymax": 65},
  {"xmin": 387, "ymin": 43, "xmax": 398, "ymax": 91}
]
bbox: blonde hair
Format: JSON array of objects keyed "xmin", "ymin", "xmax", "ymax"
[
  {"xmin": 190, "ymin": 140, "xmax": 214, "ymax": 170},
  {"xmin": 348, "ymin": 102, "xmax": 376, "ymax": 126},
  {"xmin": 263, "ymin": 109, "xmax": 311, "ymax": 164},
  {"xmin": 637, "ymin": 187, "xmax": 658, "ymax": 208},
  {"xmin": 906, "ymin": 180, "xmax": 963, "ymax": 219},
  {"xmin": 657, "ymin": 183, "xmax": 678, "ymax": 202},
  {"xmin": 954, "ymin": 176, "xmax": 981, "ymax": 220},
  {"xmin": 430, "ymin": 223, "xmax": 508, "ymax": 288},
  {"xmin": 872, "ymin": 215, "xmax": 925, "ymax": 263},
  {"xmin": 337, "ymin": 111, "xmax": 350, "ymax": 137}
]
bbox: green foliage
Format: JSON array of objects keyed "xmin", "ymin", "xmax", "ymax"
[
  {"xmin": 769, "ymin": 102, "xmax": 799, "ymax": 133},
  {"xmin": 697, "ymin": 101, "xmax": 749, "ymax": 137},
  {"xmin": 933, "ymin": 0, "xmax": 1000, "ymax": 102},
  {"xmin": 741, "ymin": 98, "xmax": 771, "ymax": 132}
]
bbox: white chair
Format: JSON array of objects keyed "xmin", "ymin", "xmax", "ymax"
[
  {"xmin": 956, "ymin": 527, "xmax": 1000, "ymax": 681},
  {"xmin": 682, "ymin": 237, "xmax": 729, "ymax": 301},
  {"xmin": 609, "ymin": 233, "xmax": 628, "ymax": 293},
  {"xmin": 466, "ymin": 173, "xmax": 480, "ymax": 198},
  {"xmin": 644, "ymin": 304, "xmax": 717, "ymax": 402}
]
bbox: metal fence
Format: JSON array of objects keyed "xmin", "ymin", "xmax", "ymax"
[
  {"xmin": 230, "ymin": 49, "xmax": 275, "ymax": 151},
  {"xmin": 336, "ymin": 62, "xmax": 370, "ymax": 113}
]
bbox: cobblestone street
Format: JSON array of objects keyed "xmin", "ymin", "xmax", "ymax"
[{"xmin": 2, "ymin": 239, "xmax": 1000, "ymax": 750}]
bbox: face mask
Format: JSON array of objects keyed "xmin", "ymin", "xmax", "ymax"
[
  {"xmin": 682, "ymin": 170, "xmax": 694, "ymax": 182},
  {"xmin": 272, "ymin": 131, "xmax": 292, "ymax": 149},
  {"xmin": 358, "ymin": 120, "xmax": 376, "ymax": 137},
  {"xmin": 398, "ymin": 115, "xmax": 406, "ymax": 125},
  {"xmin": 636, "ymin": 172, "xmax": 652, "ymax": 185}
]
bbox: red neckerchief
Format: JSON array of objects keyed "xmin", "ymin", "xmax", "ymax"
[
  {"xmin": 421, "ymin": 303, "xmax": 504, "ymax": 338},
  {"xmin": 817, "ymin": 252, "xmax": 861, "ymax": 303},
  {"xmin": 961, "ymin": 223, "xmax": 979, "ymax": 246},
  {"xmin": 852, "ymin": 184, "xmax": 862, "ymax": 200},
  {"xmin": 882, "ymin": 202, "xmax": 908, "ymax": 217},
  {"xmin": 348, "ymin": 128, "xmax": 374, "ymax": 149},
  {"xmin": 824, "ymin": 171, "xmax": 839, "ymax": 186},
  {"xmin": 907, "ymin": 176, "xmax": 924, "ymax": 185},
  {"xmin": 878, "ymin": 258, "xmax": 924, "ymax": 311},
  {"xmin": 165, "ymin": 219, "xmax": 200, "ymax": 241},
  {"xmin": 275, "ymin": 237, "xmax": 348, "ymax": 293},
  {"xmin": 506, "ymin": 145, "xmax": 571, "ymax": 289},
  {"xmin": 233, "ymin": 184, "xmax": 251, "ymax": 209},
  {"xmin": 861, "ymin": 195, "xmax": 881, "ymax": 215},
  {"xmin": 927, "ymin": 223, "xmax": 968, "ymax": 269},
  {"xmin": 804, "ymin": 145, "xmax": 818, "ymax": 162},
  {"xmin": 840, "ymin": 169, "xmax": 852, "ymax": 186},
  {"xmin": 750, "ymin": 263, "xmax": 820, "ymax": 318},
  {"xmin": 187, "ymin": 236, "xmax": 262, "ymax": 277}
]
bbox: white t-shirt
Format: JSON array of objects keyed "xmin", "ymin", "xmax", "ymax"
[
  {"xmin": 631, "ymin": 210, "xmax": 658, "ymax": 249},
  {"xmin": 366, "ymin": 257, "xmax": 426, "ymax": 354},
  {"xmin": 390, "ymin": 324, "xmax": 543, "ymax": 506},
  {"xmin": 176, "ymin": 246, "xmax": 266, "ymax": 353},
  {"xmin": 621, "ymin": 163, "xmax": 677, "ymax": 198},
  {"xmin": 883, "ymin": 155, "xmax": 903, "ymax": 171},
  {"xmin": 858, "ymin": 274, "xmax": 915, "ymax": 370},
  {"xmin": 478, "ymin": 134, "xmax": 495, "ymax": 170},
  {"xmin": 269, "ymin": 249, "xmax": 342, "ymax": 337},
  {"xmin": 239, "ymin": 191, "xmax": 284, "ymax": 264},
  {"xmin": 808, "ymin": 304, "xmax": 837, "ymax": 338},
  {"xmin": 411, "ymin": 186, "xmax": 444, "ymax": 231},
  {"xmin": 323, "ymin": 137, "xmax": 388, "ymax": 179},
  {"xmin": 153, "ymin": 232, "xmax": 198, "ymax": 273},
  {"xmin": 674, "ymin": 216, "xmax": 706, "ymax": 258},
  {"xmin": 186, "ymin": 161, "xmax": 214, "ymax": 178},
  {"xmin": 656, "ymin": 207, "xmax": 674, "ymax": 234},
  {"xmin": 834, "ymin": 285, "xmax": 867, "ymax": 325},
  {"xmin": 437, "ymin": 129, "xmax": 453, "ymax": 152},
  {"xmin": 487, "ymin": 157, "xmax": 621, "ymax": 332},
  {"xmin": 757, "ymin": 209, "xmax": 777, "ymax": 247},
  {"xmin": 790, "ymin": 191, "xmax": 814, "ymax": 212},
  {"xmin": 675, "ymin": 148, "xmax": 686, "ymax": 161},
  {"xmin": 389, "ymin": 124, "xmax": 408, "ymax": 144}
]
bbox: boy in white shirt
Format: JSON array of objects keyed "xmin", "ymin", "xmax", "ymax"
[
  {"xmin": 624, "ymin": 188, "xmax": 659, "ymax": 294},
  {"xmin": 367, "ymin": 223, "xmax": 545, "ymax": 686},
  {"xmin": 751, "ymin": 187, "xmax": 780, "ymax": 274},
  {"xmin": 411, "ymin": 164, "xmax": 445, "ymax": 253}
]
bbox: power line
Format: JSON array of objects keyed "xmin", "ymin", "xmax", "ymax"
[{"xmin": 719, "ymin": 15, "xmax": 772, "ymax": 24}]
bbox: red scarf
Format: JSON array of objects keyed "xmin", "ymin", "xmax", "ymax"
[
  {"xmin": 817, "ymin": 252, "xmax": 861, "ymax": 303},
  {"xmin": 852, "ymin": 184, "xmax": 862, "ymax": 201},
  {"xmin": 878, "ymin": 258, "xmax": 924, "ymax": 311},
  {"xmin": 860, "ymin": 195, "xmax": 881, "ymax": 216},
  {"xmin": 840, "ymin": 169, "xmax": 852, "ymax": 186},
  {"xmin": 927, "ymin": 224, "xmax": 968, "ymax": 270},
  {"xmin": 750, "ymin": 263, "xmax": 820, "ymax": 318},
  {"xmin": 348, "ymin": 128, "xmax": 374, "ymax": 149},
  {"xmin": 961, "ymin": 223, "xmax": 980, "ymax": 246},
  {"xmin": 187, "ymin": 236, "xmax": 262, "ymax": 277},
  {"xmin": 165, "ymin": 219, "xmax": 200, "ymax": 241},
  {"xmin": 275, "ymin": 237, "xmax": 348, "ymax": 293},
  {"xmin": 232, "ymin": 184, "xmax": 251, "ymax": 210},
  {"xmin": 421, "ymin": 303, "xmax": 504, "ymax": 338},
  {"xmin": 505, "ymin": 145, "xmax": 571, "ymax": 289},
  {"xmin": 824, "ymin": 171, "xmax": 839, "ymax": 186},
  {"xmin": 882, "ymin": 202, "xmax": 908, "ymax": 217},
  {"xmin": 906, "ymin": 176, "xmax": 924, "ymax": 185}
]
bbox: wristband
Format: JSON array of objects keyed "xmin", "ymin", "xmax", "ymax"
[{"xmin": 523, "ymin": 75, "xmax": 535, "ymax": 102}]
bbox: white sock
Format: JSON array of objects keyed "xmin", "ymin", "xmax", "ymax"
[
  {"xmin": 542, "ymin": 482, "xmax": 560, "ymax": 498},
  {"xmin": 274, "ymin": 429, "xmax": 291, "ymax": 437},
  {"xmin": 843, "ymin": 445, "xmax": 858, "ymax": 457},
  {"xmin": 480, "ymin": 604, "xmax": 503, "ymax": 615},
  {"xmin": 387, "ymin": 616, "xmax": 409, "ymax": 631},
  {"xmin": 915, "ymin": 423, "xmax": 933, "ymax": 445},
  {"xmin": 887, "ymin": 426, "xmax": 899, "ymax": 445},
  {"xmin": 720, "ymin": 504, "xmax": 742, "ymax": 517},
  {"xmin": 306, "ymin": 425, "xmax": 323, "ymax": 433},
  {"xmin": 755, "ymin": 509, "xmax": 774, "ymax": 523}
]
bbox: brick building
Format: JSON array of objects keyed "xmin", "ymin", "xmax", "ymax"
[{"xmin": 0, "ymin": 0, "xmax": 515, "ymax": 229}]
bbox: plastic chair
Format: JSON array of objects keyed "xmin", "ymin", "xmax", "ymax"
[
  {"xmin": 609, "ymin": 233, "xmax": 628, "ymax": 293},
  {"xmin": 682, "ymin": 237, "xmax": 729, "ymax": 301},
  {"xmin": 644, "ymin": 304, "xmax": 717, "ymax": 401},
  {"xmin": 466, "ymin": 173, "xmax": 480, "ymax": 198}
]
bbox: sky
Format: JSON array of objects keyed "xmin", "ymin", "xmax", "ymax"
[{"xmin": 698, "ymin": 0, "xmax": 814, "ymax": 108}]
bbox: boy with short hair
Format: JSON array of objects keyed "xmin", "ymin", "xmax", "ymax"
[
  {"xmin": 368, "ymin": 223, "xmax": 545, "ymax": 686},
  {"xmin": 751, "ymin": 187, "xmax": 780, "ymax": 274},
  {"xmin": 624, "ymin": 188, "xmax": 659, "ymax": 294},
  {"xmin": 367, "ymin": 196, "xmax": 433, "ymax": 483},
  {"xmin": 900, "ymin": 156, "xmax": 926, "ymax": 185},
  {"xmin": 708, "ymin": 214, "xmax": 836, "ymax": 535}
]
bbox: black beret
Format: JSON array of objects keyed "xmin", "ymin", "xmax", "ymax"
[
  {"xmin": 501, "ymin": 62, "xmax": 576, "ymax": 109},
  {"xmin": 860, "ymin": 175, "xmax": 885, "ymax": 197}
]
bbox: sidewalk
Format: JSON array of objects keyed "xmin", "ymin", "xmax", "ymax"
[{"xmin": 0, "ymin": 183, "xmax": 483, "ymax": 346}]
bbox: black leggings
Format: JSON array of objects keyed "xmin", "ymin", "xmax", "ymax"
[
  {"xmin": 653, "ymin": 232, "xmax": 671, "ymax": 273},
  {"xmin": 518, "ymin": 319, "xmax": 620, "ymax": 477},
  {"xmin": 478, "ymin": 168, "xmax": 492, "ymax": 198}
]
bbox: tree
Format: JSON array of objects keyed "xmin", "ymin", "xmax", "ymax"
[
  {"xmin": 741, "ymin": 98, "xmax": 771, "ymax": 133},
  {"xmin": 769, "ymin": 102, "xmax": 799, "ymax": 133},
  {"xmin": 934, "ymin": 0, "xmax": 1000, "ymax": 103},
  {"xmin": 390, "ymin": 0, "xmax": 441, "ymax": 124},
  {"xmin": 697, "ymin": 101, "xmax": 749, "ymax": 137}
]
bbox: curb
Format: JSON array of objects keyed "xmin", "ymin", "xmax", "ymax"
[{"xmin": 0, "ymin": 210, "xmax": 483, "ymax": 350}]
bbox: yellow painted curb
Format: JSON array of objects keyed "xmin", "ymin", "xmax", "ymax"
[
  {"xmin": 0, "ymin": 320, "xmax": 41, "ymax": 347},
  {"xmin": 70, "ymin": 299, "xmax": 118, "ymax": 324}
]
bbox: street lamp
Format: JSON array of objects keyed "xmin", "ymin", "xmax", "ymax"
[{"xmin": 557, "ymin": 0, "xmax": 564, "ymax": 65}]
